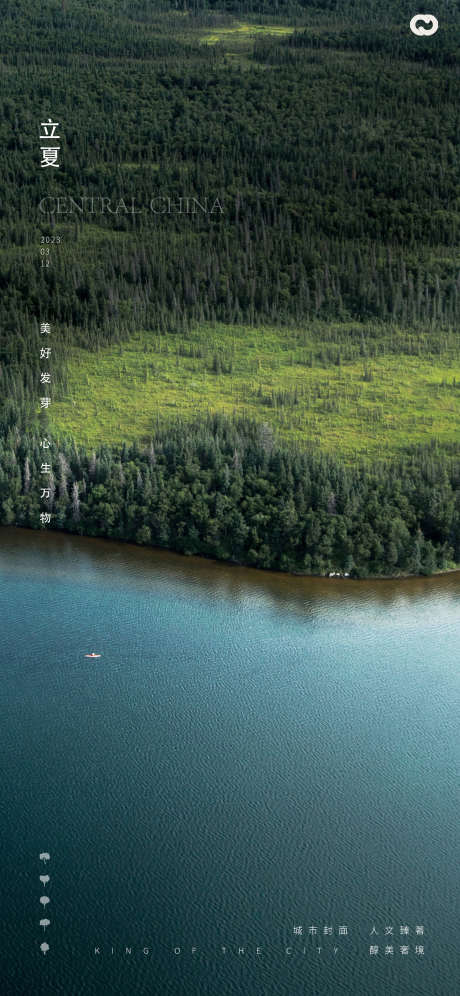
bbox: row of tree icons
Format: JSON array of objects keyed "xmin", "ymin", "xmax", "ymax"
[{"xmin": 39, "ymin": 852, "xmax": 50, "ymax": 955}]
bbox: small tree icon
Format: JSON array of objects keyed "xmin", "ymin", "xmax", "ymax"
[
  {"xmin": 40, "ymin": 896, "xmax": 50, "ymax": 908},
  {"xmin": 39, "ymin": 853, "xmax": 50, "ymax": 864},
  {"xmin": 40, "ymin": 918, "xmax": 50, "ymax": 931},
  {"xmin": 39, "ymin": 875, "xmax": 50, "ymax": 885},
  {"xmin": 40, "ymin": 942, "xmax": 49, "ymax": 955}
]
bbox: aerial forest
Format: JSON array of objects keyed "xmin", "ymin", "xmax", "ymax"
[{"xmin": 0, "ymin": 0, "xmax": 459, "ymax": 576}]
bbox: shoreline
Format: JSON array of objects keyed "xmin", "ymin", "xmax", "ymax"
[{"xmin": 3, "ymin": 523, "xmax": 459, "ymax": 585}]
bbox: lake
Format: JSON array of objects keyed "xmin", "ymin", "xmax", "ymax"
[{"xmin": 1, "ymin": 527, "xmax": 459, "ymax": 996}]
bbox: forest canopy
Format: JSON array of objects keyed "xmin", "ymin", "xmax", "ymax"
[{"xmin": 0, "ymin": 0, "xmax": 459, "ymax": 577}]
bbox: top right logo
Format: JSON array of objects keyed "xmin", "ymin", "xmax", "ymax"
[{"xmin": 410, "ymin": 14, "xmax": 439, "ymax": 35}]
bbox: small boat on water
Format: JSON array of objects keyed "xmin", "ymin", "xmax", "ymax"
[{"xmin": 85, "ymin": 652, "xmax": 101, "ymax": 658}]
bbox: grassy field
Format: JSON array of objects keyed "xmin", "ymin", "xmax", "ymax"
[
  {"xmin": 49, "ymin": 323, "xmax": 460, "ymax": 460},
  {"xmin": 199, "ymin": 22, "xmax": 295, "ymax": 46}
]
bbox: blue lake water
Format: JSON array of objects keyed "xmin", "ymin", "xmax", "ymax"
[{"xmin": 1, "ymin": 527, "xmax": 459, "ymax": 996}]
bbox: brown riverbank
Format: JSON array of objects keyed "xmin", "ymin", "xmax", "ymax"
[{"xmin": 2, "ymin": 526, "xmax": 460, "ymax": 613}]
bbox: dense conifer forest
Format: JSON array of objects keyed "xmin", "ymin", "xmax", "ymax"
[{"xmin": 0, "ymin": 0, "xmax": 459, "ymax": 576}]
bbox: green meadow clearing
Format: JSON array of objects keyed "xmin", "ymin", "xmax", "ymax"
[
  {"xmin": 50, "ymin": 323, "xmax": 460, "ymax": 460},
  {"xmin": 199, "ymin": 22, "xmax": 296, "ymax": 46}
]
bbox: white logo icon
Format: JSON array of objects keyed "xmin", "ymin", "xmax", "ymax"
[
  {"xmin": 39, "ymin": 852, "xmax": 50, "ymax": 863},
  {"xmin": 40, "ymin": 875, "xmax": 50, "ymax": 885},
  {"xmin": 40, "ymin": 942, "xmax": 50, "ymax": 955},
  {"xmin": 40, "ymin": 918, "xmax": 50, "ymax": 931},
  {"xmin": 410, "ymin": 14, "xmax": 439, "ymax": 35},
  {"xmin": 40, "ymin": 895, "xmax": 50, "ymax": 908}
]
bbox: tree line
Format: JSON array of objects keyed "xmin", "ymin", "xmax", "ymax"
[{"xmin": 1, "ymin": 417, "xmax": 459, "ymax": 577}]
